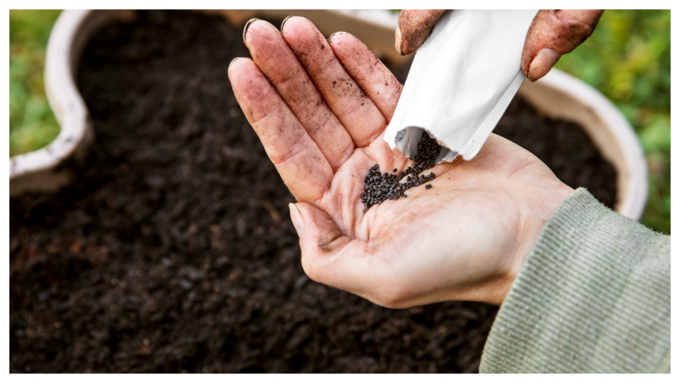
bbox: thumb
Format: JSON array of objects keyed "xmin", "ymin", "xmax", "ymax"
[
  {"xmin": 288, "ymin": 202, "xmax": 349, "ymax": 259},
  {"xmin": 396, "ymin": 9, "xmax": 447, "ymax": 55},
  {"xmin": 288, "ymin": 202, "xmax": 352, "ymax": 284},
  {"xmin": 521, "ymin": 10, "xmax": 603, "ymax": 81},
  {"xmin": 289, "ymin": 202, "xmax": 393, "ymax": 305}
]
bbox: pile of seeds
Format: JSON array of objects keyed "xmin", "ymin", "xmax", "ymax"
[{"xmin": 361, "ymin": 133, "xmax": 442, "ymax": 211}]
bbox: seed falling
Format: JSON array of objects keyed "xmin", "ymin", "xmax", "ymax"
[{"xmin": 361, "ymin": 133, "xmax": 441, "ymax": 212}]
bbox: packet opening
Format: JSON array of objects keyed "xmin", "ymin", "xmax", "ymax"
[{"xmin": 395, "ymin": 126, "xmax": 458, "ymax": 164}]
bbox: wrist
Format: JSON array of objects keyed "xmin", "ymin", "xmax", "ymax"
[{"xmin": 496, "ymin": 182, "xmax": 574, "ymax": 305}]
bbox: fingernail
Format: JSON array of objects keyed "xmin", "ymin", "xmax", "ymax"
[
  {"xmin": 394, "ymin": 26, "xmax": 402, "ymax": 54},
  {"xmin": 289, "ymin": 203, "xmax": 304, "ymax": 236},
  {"xmin": 528, "ymin": 48, "xmax": 561, "ymax": 82},
  {"xmin": 229, "ymin": 57, "xmax": 240, "ymax": 69},
  {"xmin": 243, "ymin": 18, "xmax": 260, "ymax": 43},
  {"xmin": 328, "ymin": 32, "xmax": 338, "ymax": 42},
  {"xmin": 281, "ymin": 15, "xmax": 294, "ymax": 31}
]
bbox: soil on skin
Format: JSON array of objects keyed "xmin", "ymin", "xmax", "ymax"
[{"xmin": 10, "ymin": 11, "xmax": 497, "ymax": 373}]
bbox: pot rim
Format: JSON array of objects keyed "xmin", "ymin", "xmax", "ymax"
[
  {"xmin": 533, "ymin": 69, "xmax": 648, "ymax": 221},
  {"xmin": 10, "ymin": 10, "xmax": 94, "ymax": 195}
]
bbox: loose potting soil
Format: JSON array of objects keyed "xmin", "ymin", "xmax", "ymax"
[{"xmin": 10, "ymin": 10, "xmax": 616, "ymax": 373}]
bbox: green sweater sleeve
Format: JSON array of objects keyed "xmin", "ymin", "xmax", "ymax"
[{"xmin": 479, "ymin": 188, "xmax": 670, "ymax": 373}]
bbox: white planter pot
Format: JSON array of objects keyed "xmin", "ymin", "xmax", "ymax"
[
  {"xmin": 10, "ymin": 9, "xmax": 647, "ymax": 221},
  {"xmin": 516, "ymin": 72, "xmax": 647, "ymax": 220}
]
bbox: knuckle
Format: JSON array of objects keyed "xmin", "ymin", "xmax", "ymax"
[{"xmin": 269, "ymin": 136, "xmax": 307, "ymax": 166}]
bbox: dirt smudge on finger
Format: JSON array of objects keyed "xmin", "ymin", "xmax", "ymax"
[
  {"xmin": 398, "ymin": 10, "xmax": 447, "ymax": 55},
  {"xmin": 521, "ymin": 10, "xmax": 603, "ymax": 74}
]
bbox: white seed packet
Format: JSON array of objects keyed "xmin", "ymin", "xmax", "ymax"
[{"xmin": 385, "ymin": 10, "xmax": 539, "ymax": 162}]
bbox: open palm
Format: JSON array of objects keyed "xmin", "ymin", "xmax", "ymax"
[{"xmin": 229, "ymin": 17, "xmax": 573, "ymax": 307}]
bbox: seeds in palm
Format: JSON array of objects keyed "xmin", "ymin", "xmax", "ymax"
[{"xmin": 361, "ymin": 133, "xmax": 441, "ymax": 212}]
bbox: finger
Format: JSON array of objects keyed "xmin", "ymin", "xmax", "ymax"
[
  {"xmin": 527, "ymin": 47, "xmax": 561, "ymax": 82},
  {"xmin": 281, "ymin": 16, "xmax": 387, "ymax": 148},
  {"xmin": 522, "ymin": 10, "xmax": 604, "ymax": 81},
  {"xmin": 243, "ymin": 19, "xmax": 354, "ymax": 171},
  {"xmin": 396, "ymin": 10, "xmax": 447, "ymax": 55},
  {"xmin": 291, "ymin": 202, "xmax": 398, "ymax": 307},
  {"xmin": 229, "ymin": 58, "xmax": 333, "ymax": 202},
  {"xmin": 329, "ymin": 32, "xmax": 403, "ymax": 121}
]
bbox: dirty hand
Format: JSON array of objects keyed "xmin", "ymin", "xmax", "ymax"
[
  {"xmin": 395, "ymin": 10, "xmax": 604, "ymax": 81},
  {"xmin": 230, "ymin": 17, "xmax": 573, "ymax": 308}
]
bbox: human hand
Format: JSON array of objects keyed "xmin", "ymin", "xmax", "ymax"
[
  {"xmin": 230, "ymin": 17, "xmax": 573, "ymax": 308},
  {"xmin": 395, "ymin": 10, "xmax": 604, "ymax": 81}
]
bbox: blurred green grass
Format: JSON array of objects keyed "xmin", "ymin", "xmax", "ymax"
[
  {"xmin": 9, "ymin": 10, "xmax": 670, "ymax": 234},
  {"xmin": 10, "ymin": 10, "xmax": 62, "ymax": 157},
  {"xmin": 554, "ymin": 10, "xmax": 670, "ymax": 234}
]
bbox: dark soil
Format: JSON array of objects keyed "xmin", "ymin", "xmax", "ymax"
[{"xmin": 9, "ymin": 11, "xmax": 498, "ymax": 373}]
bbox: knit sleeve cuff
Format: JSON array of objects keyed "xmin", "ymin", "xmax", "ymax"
[{"xmin": 479, "ymin": 188, "xmax": 670, "ymax": 373}]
